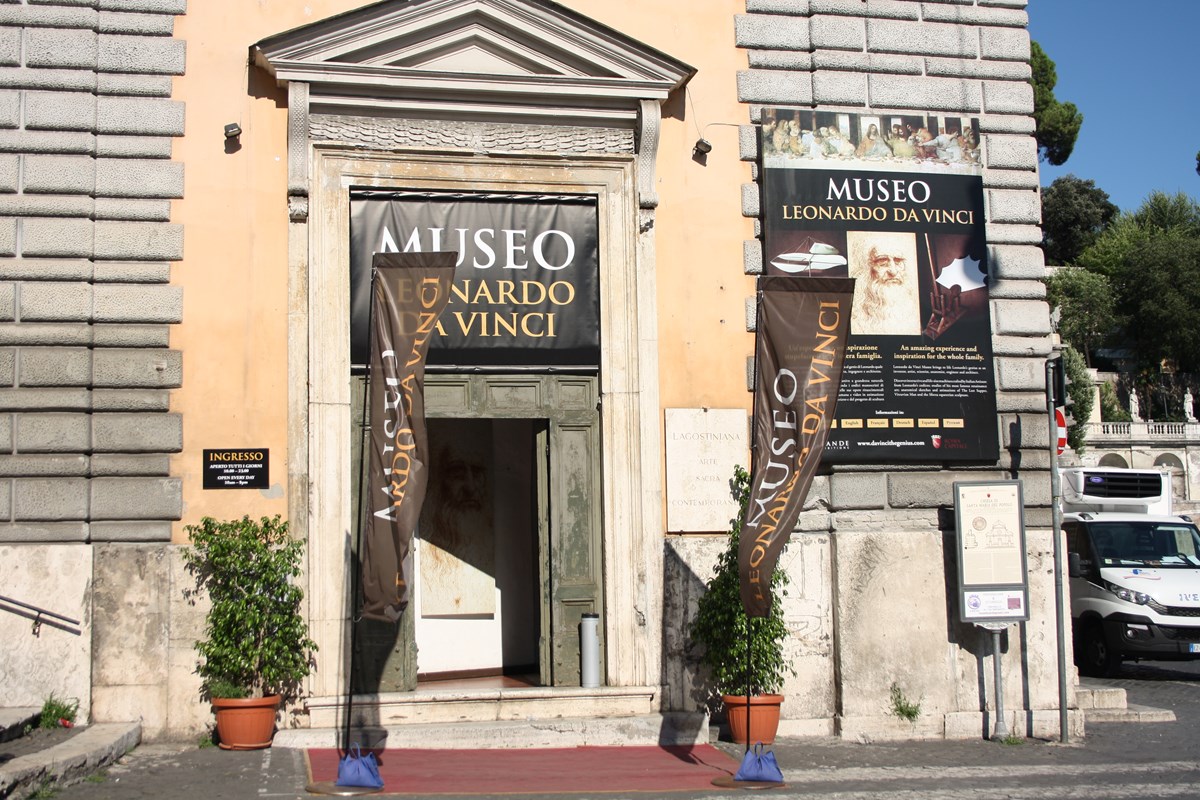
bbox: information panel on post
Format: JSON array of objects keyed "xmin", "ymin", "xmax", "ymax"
[{"xmin": 953, "ymin": 480, "xmax": 1029, "ymax": 624}]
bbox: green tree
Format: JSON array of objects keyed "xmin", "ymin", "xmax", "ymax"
[
  {"xmin": 1030, "ymin": 41, "xmax": 1083, "ymax": 165},
  {"xmin": 1045, "ymin": 267, "xmax": 1115, "ymax": 364},
  {"xmin": 1110, "ymin": 230, "xmax": 1200, "ymax": 372},
  {"xmin": 1076, "ymin": 192, "xmax": 1200, "ymax": 372},
  {"xmin": 1062, "ymin": 346, "xmax": 1093, "ymax": 453},
  {"xmin": 1075, "ymin": 213, "xmax": 1143, "ymax": 279},
  {"xmin": 1041, "ymin": 175, "xmax": 1118, "ymax": 266},
  {"xmin": 1131, "ymin": 190, "xmax": 1200, "ymax": 235},
  {"xmin": 1099, "ymin": 382, "xmax": 1131, "ymax": 423}
]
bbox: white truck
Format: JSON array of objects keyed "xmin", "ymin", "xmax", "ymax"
[{"xmin": 1062, "ymin": 466, "xmax": 1200, "ymax": 676}]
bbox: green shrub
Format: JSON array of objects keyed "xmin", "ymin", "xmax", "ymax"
[
  {"xmin": 1099, "ymin": 381, "xmax": 1131, "ymax": 422},
  {"xmin": 183, "ymin": 515, "xmax": 317, "ymax": 702},
  {"xmin": 689, "ymin": 466, "xmax": 794, "ymax": 699}
]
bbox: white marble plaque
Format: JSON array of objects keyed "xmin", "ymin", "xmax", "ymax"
[{"xmin": 665, "ymin": 408, "xmax": 749, "ymax": 532}]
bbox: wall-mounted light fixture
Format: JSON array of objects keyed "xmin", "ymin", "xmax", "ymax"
[
  {"xmin": 224, "ymin": 122, "xmax": 242, "ymax": 139},
  {"xmin": 692, "ymin": 138, "xmax": 712, "ymax": 157}
]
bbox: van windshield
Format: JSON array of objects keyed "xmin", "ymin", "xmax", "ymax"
[{"xmin": 1088, "ymin": 521, "xmax": 1200, "ymax": 568}]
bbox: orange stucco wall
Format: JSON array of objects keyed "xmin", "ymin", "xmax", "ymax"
[
  {"xmin": 564, "ymin": 0, "xmax": 757, "ymax": 414},
  {"xmin": 169, "ymin": 1, "xmax": 753, "ymax": 540}
]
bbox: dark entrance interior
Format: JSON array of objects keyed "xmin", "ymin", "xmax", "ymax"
[
  {"xmin": 350, "ymin": 373, "xmax": 603, "ymax": 695},
  {"xmin": 413, "ymin": 417, "xmax": 542, "ymax": 684}
]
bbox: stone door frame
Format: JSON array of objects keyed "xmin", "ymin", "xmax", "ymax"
[{"xmin": 292, "ymin": 147, "xmax": 664, "ymax": 703}]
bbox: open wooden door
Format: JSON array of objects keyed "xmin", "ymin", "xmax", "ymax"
[{"xmin": 545, "ymin": 412, "xmax": 604, "ymax": 686}]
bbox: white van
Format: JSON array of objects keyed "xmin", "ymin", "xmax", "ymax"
[{"xmin": 1062, "ymin": 467, "xmax": 1200, "ymax": 676}]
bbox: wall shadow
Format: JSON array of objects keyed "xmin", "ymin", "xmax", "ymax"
[
  {"xmin": 660, "ymin": 539, "xmax": 716, "ymax": 745},
  {"xmin": 940, "ymin": 520, "xmax": 995, "ymax": 738},
  {"xmin": 338, "ymin": 534, "xmax": 393, "ymax": 753}
]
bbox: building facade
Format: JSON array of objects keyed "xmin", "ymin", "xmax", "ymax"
[{"xmin": 0, "ymin": 0, "xmax": 1064, "ymax": 743}]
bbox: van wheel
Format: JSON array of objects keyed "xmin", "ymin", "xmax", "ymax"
[{"xmin": 1078, "ymin": 622, "xmax": 1121, "ymax": 678}]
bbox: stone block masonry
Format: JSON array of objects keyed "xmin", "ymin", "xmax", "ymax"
[
  {"xmin": 725, "ymin": 0, "xmax": 1061, "ymax": 743},
  {"xmin": 736, "ymin": 0, "xmax": 1046, "ymax": 516},
  {"xmin": 0, "ymin": 0, "xmax": 184, "ymax": 544}
]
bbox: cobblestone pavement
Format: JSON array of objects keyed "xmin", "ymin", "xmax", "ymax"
[{"xmin": 48, "ymin": 660, "xmax": 1200, "ymax": 800}]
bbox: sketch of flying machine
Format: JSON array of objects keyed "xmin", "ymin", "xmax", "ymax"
[
  {"xmin": 770, "ymin": 240, "xmax": 848, "ymax": 274},
  {"xmin": 923, "ymin": 248, "xmax": 987, "ymax": 340}
]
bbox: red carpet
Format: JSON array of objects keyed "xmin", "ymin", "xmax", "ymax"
[{"xmin": 306, "ymin": 744, "xmax": 742, "ymax": 795}]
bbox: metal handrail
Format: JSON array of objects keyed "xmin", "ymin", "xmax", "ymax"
[{"xmin": 0, "ymin": 593, "xmax": 81, "ymax": 636}]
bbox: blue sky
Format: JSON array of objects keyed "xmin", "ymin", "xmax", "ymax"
[{"xmin": 1026, "ymin": 0, "xmax": 1200, "ymax": 211}]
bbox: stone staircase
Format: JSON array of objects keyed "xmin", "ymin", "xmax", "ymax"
[
  {"xmin": 274, "ymin": 684, "xmax": 712, "ymax": 750},
  {"xmin": 0, "ymin": 708, "xmax": 39, "ymax": 743},
  {"xmin": 273, "ymin": 681, "xmax": 1176, "ymax": 750},
  {"xmin": 0, "ymin": 709, "xmax": 140, "ymax": 800},
  {"xmin": 1075, "ymin": 681, "xmax": 1176, "ymax": 723}
]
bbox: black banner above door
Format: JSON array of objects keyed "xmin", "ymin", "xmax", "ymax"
[{"xmin": 350, "ymin": 191, "xmax": 601, "ymax": 369}]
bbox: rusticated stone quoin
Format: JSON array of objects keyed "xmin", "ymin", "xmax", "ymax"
[{"xmin": 0, "ymin": 0, "xmax": 184, "ymax": 549}]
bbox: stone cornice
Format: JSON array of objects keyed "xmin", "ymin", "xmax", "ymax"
[{"xmin": 252, "ymin": 0, "xmax": 694, "ymax": 128}]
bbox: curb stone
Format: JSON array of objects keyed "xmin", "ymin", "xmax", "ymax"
[
  {"xmin": 1085, "ymin": 704, "xmax": 1177, "ymax": 724},
  {"xmin": 0, "ymin": 710, "xmax": 38, "ymax": 745},
  {"xmin": 0, "ymin": 722, "xmax": 140, "ymax": 800}
]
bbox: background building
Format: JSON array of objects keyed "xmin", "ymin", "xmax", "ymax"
[{"xmin": 1, "ymin": 0, "xmax": 1061, "ymax": 743}]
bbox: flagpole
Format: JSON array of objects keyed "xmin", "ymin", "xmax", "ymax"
[
  {"xmin": 744, "ymin": 616, "xmax": 752, "ymax": 753},
  {"xmin": 344, "ymin": 266, "xmax": 378, "ymax": 756},
  {"xmin": 744, "ymin": 277, "xmax": 765, "ymax": 754}
]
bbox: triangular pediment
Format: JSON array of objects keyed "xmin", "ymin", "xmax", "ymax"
[{"xmin": 253, "ymin": 0, "xmax": 694, "ymax": 124}]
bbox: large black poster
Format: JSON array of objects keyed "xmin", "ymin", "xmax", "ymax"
[
  {"xmin": 760, "ymin": 109, "xmax": 999, "ymax": 462},
  {"xmin": 350, "ymin": 191, "xmax": 600, "ymax": 368}
]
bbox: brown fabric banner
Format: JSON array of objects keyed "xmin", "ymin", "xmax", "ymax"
[
  {"xmin": 739, "ymin": 276, "xmax": 856, "ymax": 617},
  {"xmin": 361, "ymin": 252, "xmax": 456, "ymax": 623}
]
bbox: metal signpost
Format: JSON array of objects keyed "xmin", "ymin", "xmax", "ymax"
[{"xmin": 1046, "ymin": 357, "xmax": 1070, "ymax": 743}]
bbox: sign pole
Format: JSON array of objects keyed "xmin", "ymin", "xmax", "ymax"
[
  {"xmin": 1046, "ymin": 358, "xmax": 1070, "ymax": 743},
  {"xmin": 990, "ymin": 626, "xmax": 1008, "ymax": 739}
]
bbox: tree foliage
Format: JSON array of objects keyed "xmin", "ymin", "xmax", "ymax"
[
  {"xmin": 1131, "ymin": 190, "xmax": 1200, "ymax": 235},
  {"xmin": 689, "ymin": 466, "xmax": 794, "ymax": 699},
  {"xmin": 1030, "ymin": 41, "xmax": 1083, "ymax": 166},
  {"xmin": 1041, "ymin": 175, "xmax": 1118, "ymax": 266},
  {"xmin": 1078, "ymin": 192, "xmax": 1200, "ymax": 372},
  {"xmin": 1099, "ymin": 382, "xmax": 1131, "ymax": 423},
  {"xmin": 184, "ymin": 515, "xmax": 317, "ymax": 702},
  {"xmin": 1111, "ymin": 230, "xmax": 1200, "ymax": 372},
  {"xmin": 1045, "ymin": 267, "xmax": 1115, "ymax": 364},
  {"xmin": 1062, "ymin": 346, "xmax": 1093, "ymax": 453}
]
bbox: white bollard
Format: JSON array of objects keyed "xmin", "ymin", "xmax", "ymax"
[{"xmin": 580, "ymin": 613, "xmax": 600, "ymax": 688}]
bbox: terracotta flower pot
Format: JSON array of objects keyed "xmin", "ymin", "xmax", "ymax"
[
  {"xmin": 722, "ymin": 694, "xmax": 783, "ymax": 745},
  {"xmin": 213, "ymin": 695, "xmax": 281, "ymax": 750}
]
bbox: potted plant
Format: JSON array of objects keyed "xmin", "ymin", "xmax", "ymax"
[
  {"xmin": 689, "ymin": 466, "xmax": 794, "ymax": 744},
  {"xmin": 183, "ymin": 515, "xmax": 317, "ymax": 750}
]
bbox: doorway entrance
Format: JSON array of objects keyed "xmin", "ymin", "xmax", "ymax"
[
  {"xmin": 350, "ymin": 373, "xmax": 603, "ymax": 694},
  {"xmin": 413, "ymin": 417, "xmax": 541, "ymax": 683}
]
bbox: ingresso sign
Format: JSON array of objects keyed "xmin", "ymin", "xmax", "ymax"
[{"xmin": 202, "ymin": 448, "xmax": 269, "ymax": 489}]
